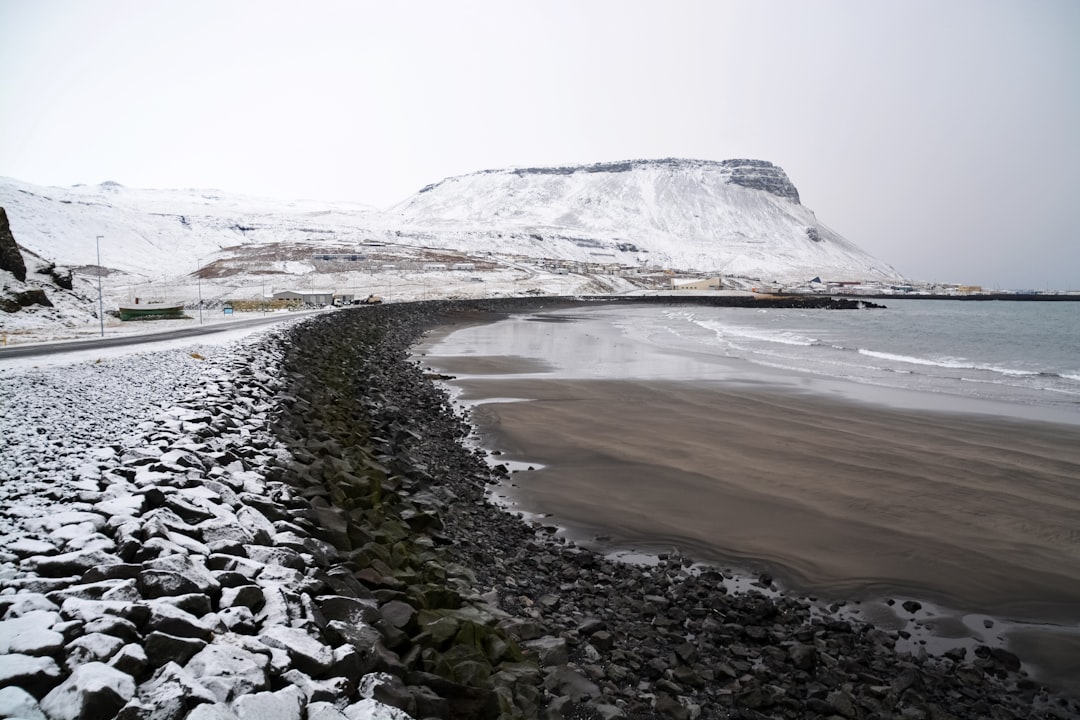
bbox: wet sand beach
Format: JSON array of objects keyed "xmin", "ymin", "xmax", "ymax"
[
  {"xmin": 457, "ymin": 376, "xmax": 1080, "ymax": 619},
  {"xmin": 416, "ymin": 306, "xmax": 1080, "ymax": 693}
]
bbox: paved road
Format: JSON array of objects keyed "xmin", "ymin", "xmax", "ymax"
[{"xmin": 0, "ymin": 311, "xmax": 323, "ymax": 360}]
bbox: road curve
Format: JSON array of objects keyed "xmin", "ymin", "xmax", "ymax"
[{"xmin": 0, "ymin": 311, "xmax": 323, "ymax": 360}]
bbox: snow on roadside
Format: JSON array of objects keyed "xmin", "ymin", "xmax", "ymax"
[{"xmin": 0, "ymin": 321, "xmax": 408, "ymax": 719}]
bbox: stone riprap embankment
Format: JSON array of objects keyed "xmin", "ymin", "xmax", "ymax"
[
  {"xmin": 0, "ymin": 327, "xmax": 419, "ymax": 719},
  {"xmin": 1, "ymin": 297, "xmax": 1077, "ymax": 720}
]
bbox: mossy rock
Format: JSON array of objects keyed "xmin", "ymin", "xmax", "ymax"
[
  {"xmin": 401, "ymin": 508, "xmax": 443, "ymax": 532},
  {"xmin": 391, "ymin": 567, "xmax": 421, "ymax": 586},
  {"xmin": 389, "ymin": 541, "xmax": 415, "ymax": 570},
  {"xmin": 443, "ymin": 644, "xmax": 493, "ymax": 687},
  {"xmin": 452, "ymin": 660, "xmax": 493, "ymax": 689},
  {"xmin": 369, "ymin": 518, "xmax": 409, "ymax": 544},
  {"xmin": 423, "ymin": 616, "xmax": 462, "ymax": 647},
  {"xmin": 490, "ymin": 662, "xmax": 542, "ymax": 688},
  {"xmin": 421, "ymin": 647, "xmax": 455, "ymax": 679},
  {"xmin": 483, "ymin": 633, "xmax": 519, "ymax": 665},
  {"xmin": 441, "ymin": 604, "xmax": 502, "ymax": 628},
  {"xmin": 412, "ymin": 584, "xmax": 463, "ymax": 610}
]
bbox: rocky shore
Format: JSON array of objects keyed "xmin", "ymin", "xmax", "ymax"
[{"xmin": 1, "ymin": 297, "xmax": 1077, "ymax": 720}]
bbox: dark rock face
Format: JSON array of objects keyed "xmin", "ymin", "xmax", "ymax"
[
  {"xmin": 40, "ymin": 262, "xmax": 74, "ymax": 290},
  {"xmin": 0, "ymin": 207, "xmax": 27, "ymax": 282},
  {"xmin": 1, "ymin": 289, "xmax": 53, "ymax": 313},
  {"xmin": 419, "ymin": 158, "xmax": 803, "ymax": 203},
  {"xmin": 721, "ymin": 158, "xmax": 802, "ymax": 203}
]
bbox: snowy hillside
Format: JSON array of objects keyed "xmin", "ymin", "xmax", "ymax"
[
  {"xmin": 0, "ymin": 178, "xmax": 381, "ymax": 277},
  {"xmin": 390, "ymin": 158, "xmax": 902, "ymax": 282},
  {"xmin": 0, "ymin": 160, "xmax": 906, "ymax": 341},
  {"xmin": 1, "ymin": 160, "xmax": 900, "ymax": 283}
]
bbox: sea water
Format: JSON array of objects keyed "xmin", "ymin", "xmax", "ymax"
[
  {"xmin": 429, "ymin": 299, "xmax": 1080, "ymax": 423},
  {"xmin": 603, "ymin": 299, "xmax": 1080, "ymax": 423}
]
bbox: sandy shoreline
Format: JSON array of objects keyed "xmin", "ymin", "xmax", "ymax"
[
  {"xmin": 452, "ymin": 376, "xmax": 1080, "ymax": 616},
  {"xmin": 441, "ymin": 372, "xmax": 1080, "ymax": 692},
  {"xmin": 415, "ymin": 305, "xmax": 1080, "ymax": 694}
]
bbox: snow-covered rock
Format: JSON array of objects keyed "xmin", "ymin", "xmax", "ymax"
[{"xmin": 39, "ymin": 661, "xmax": 136, "ymax": 720}]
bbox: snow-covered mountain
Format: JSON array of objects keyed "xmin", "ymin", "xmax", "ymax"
[
  {"xmin": 0, "ymin": 178, "xmax": 381, "ymax": 277},
  {"xmin": 390, "ymin": 158, "xmax": 902, "ymax": 281},
  {"xmin": 1, "ymin": 159, "xmax": 900, "ymax": 283}
]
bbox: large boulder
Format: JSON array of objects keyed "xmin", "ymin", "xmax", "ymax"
[
  {"xmin": 39, "ymin": 662, "xmax": 135, "ymax": 720},
  {"xmin": 0, "ymin": 207, "xmax": 27, "ymax": 282}
]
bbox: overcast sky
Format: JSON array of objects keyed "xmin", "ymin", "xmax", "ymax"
[{"xmin": 2, "ymin": 0, "xmax": 1077, "ymax": 289}]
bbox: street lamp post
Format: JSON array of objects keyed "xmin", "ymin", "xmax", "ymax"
[{"xmin": 95, "ymin": 235, "xmax": 104, "ymax": 337}]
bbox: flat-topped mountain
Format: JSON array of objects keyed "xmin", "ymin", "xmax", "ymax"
[
  {"xmin": 419, "ymin": 158, "xmax": 802, "ymax": 204},
  {"xmin": 392, "ymin": 158, "xmax": 900, "ymax": 281}
]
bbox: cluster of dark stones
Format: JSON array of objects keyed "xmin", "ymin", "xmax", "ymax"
[{"xmin": 269, "ymin": 297, "xmax": 1079, "ymax": 720}]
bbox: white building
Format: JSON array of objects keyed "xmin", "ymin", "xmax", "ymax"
[
  {"xmin": 671, "ymin": 277, "xmax": 723, "ymax": 291},
  {"xmin": 273, "ymin": 290, "xmax": 336, "ymax": 306}
]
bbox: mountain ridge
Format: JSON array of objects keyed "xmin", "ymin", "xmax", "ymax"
[
  {"xmin": 418, "ymin": 157, "xmax": 802, "ymax": 204},
  {"xmin": 393, "ymin": 158, "xmax": 899, "ymax": 282},
  {"xmin": 0, "ymin": 158, "xmax": 901, "ymax": 285}
]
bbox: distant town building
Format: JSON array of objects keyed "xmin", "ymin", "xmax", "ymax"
[
  {"xmin": 273, "ymin": 290, "xmax": 335, "ymax": 306},
  {"xmin": 671, "ymin": 277, "xmax": 723, "ymax": 291}
]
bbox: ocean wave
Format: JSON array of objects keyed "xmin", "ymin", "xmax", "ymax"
[
  {"xmin": 857, "ymin": 349, "xmax": 1045, "ymax": 378},
  {"xmin": 695, "ymin": 320, "xmax": 817, "ymax": 347}
]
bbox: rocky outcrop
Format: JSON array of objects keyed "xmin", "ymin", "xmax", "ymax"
[
  {"xmin": 721, "ymin": 158, "xmax": 801, "ymax": 203},
  {"xmin": 40, "ymin": 262, "xmax": 75, "ymax": 290},
  {"xmin": 0, "ymin": 207, "xmax": 28, "ymax": 282},
  {"xmin": 1, "ymin": 289, "xmax": 53, "ymax": 313},
  {"xmin": 420, "ymin": 158, "xmax": 802, "ymax": 203}
]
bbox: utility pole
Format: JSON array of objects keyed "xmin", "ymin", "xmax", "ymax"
[
  {"xmin": 197, "ymin": 257, "xmax": 204, "ymax": 324},
  {"xmin": 96, "ymin": 236, "xmax": 104, "ymax": 337}
]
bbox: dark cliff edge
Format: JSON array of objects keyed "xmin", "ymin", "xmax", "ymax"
[
  {"xmin": 417, "ymin": 158, "xmax": 802, "ymax": 204},
  {"xmin": 269, "ymin": 297, "xmax": 1076, "ymax": 719},
  {"xmin": 0, "ymin": 206, "xmax": 28, "ymax": 282}
]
